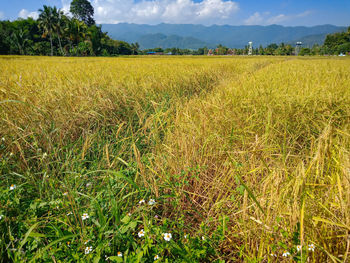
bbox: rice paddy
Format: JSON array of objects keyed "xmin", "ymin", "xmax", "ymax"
[{"xmin": 1, "ymin": 56, "xmax": 350, "ymax": 262}]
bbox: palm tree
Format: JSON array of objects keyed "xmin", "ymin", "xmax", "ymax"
[
  {"xmin": 38, "ymin": 5, "xmax": 55, "ymax": 56},
  {"xmin": 131, "ymin": 42, "xmax": 140, "ymax": 55},
  {"xmin": 65, "ymin": 18, "xmax": 88, "ymax": 47},
  {"xmin": 52, "ymin": 7, "xmax": 66, "ymax": 56},
  {"xmin": 9, "ymin": 28, "xmax": 29, "ymax": 55}
]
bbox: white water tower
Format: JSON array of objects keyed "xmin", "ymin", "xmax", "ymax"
[
  {"xmin": 295, "ymin": 42, "xmax": 302, "ymax": 56},
  {"xmin": 248, "ymin": 41, "xmax": 253, "ymax": 55}
]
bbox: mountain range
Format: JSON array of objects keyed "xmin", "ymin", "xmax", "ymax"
[{"xmin": 101, "ymin": 23, "xmax": 346, "ymax": 49}]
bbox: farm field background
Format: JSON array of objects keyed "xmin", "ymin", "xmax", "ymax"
[{"xmin": 0, "ymin": 56, "xmax": 350, "ymax": 262}]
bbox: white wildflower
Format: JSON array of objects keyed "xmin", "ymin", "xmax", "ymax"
[
  {"xmin": 308, "ymin": 244, "xmax": 315, "ymax": 251},
  {"xmin": 117, "ymin": 251, "xmax": 123, "ymax": 257},
  {"xmin": 0, "ymin": 215, "xmax": 3, "ymax": 220},
  {"xmin": 63, "ymin": 192, "xmax": 68, "ymax": 196},
  {"xmin": 163, "ymin": 233, "xmax": 172, "ymax": 242},
  {"xmin": 138, "ymin": 229, "xmax": 145, "ymax": 237},
  {"xmin": 148, "ymin": 199, "xmax": 156, "ymax": 205},
  {"xmin": 282, "ymin": 251, "xmax": 290, "ymax": 257},
  {"xmin": 10, "ymin": 184, "xmax": 16, "ymax": 190},
  {"xmin": 86, "ymin": 182, "xmax": 92, "ymax": 187},
  {"xmin": 43, "ymin": 152, "xmax": 48, "ymax": 158},
  {"xmin": 297, "ymin": 245, "xmax": 302, "ymax": 252},
  {"xmin": 84, "ymin": 246, "xmax": 93, "ymax": 254},
  {"xmin": 154, "ymin": 255, "xmax": 160, "ymax": 260},
  {"xmin": 202, "ymin": 236, "xmax": 205, "ymax": 240},
  {"xmin": 67, "ymin": 212, "xmax": 73, "ymax": 216},
  {"xmin": 84, "ymin": 240, "xmax": 90, "ymax": 245},
  {"xmin": 139, "ymin": 199, "xmax": 145, "ymax": 204},
  {"xmin": 82, "ymin": 213, "xmax": 89, "ymax": 220}
]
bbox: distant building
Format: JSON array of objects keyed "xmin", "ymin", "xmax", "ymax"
[
  {"xmin": 248, "ymin": 42, "xmax": 253, "ymax": 55},
  {"xmin": 295, "ymin": 42, "xmax": 302, "ymax": 56},
  {"xmin": 227, "ymin": 49, "xmax": 234, "ymax": 55},
  {"xmin": 207, "ymin": 49, "xmax": 214, "ymax": 56}
]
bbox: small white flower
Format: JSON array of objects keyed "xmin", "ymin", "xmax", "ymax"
[
  {"xmin": 82, "ymin": 213, "xmax": 89, "ymax": 220},
  {"xmin": 139, "ymin": 199, "xmax": 145, "ymax": 204},
  {"xmin": 154, "ymin": 255, "xmax": 159, "ymax": 260},
  {"xmin": 84, "ymin": 240, "xmax": 90, "ymax": 245},
  {"xmin": 63, "ymin": 192, "xmax": 68, "ymax": 196},
  {"xmin": 163, "ymin": 233, "xmax": 172, "ymax": 242},
  {"xmin": 10, "ymin": 184, "xmax": 16, "ymax": 190},
  {"xmin": 297, "ymin": 245, "xmax": 302, "ymax": 252},
  {"xmin": 1, "ymin": 137, "xmax": 5, "ymax": 142},
  {"xmin": 117, "ymin": 252, "xmax": 123, "ymax": 257},
  {"xmin": 84, "ymin": 246, "xmax": 93, "ymax": 254},
  {"xmin": 67, "ymin": 212, "xmax": 73, "ymax": 216},
  {"xmin": 43, "ymin": 153, "xmax": 48, "ymax": 158},
  {"xmin": 138, "ymin": 229, "xmax": 145, "ymax": 237},
  {"xmin": 202, "ymin": 236, "xmax": 205, "ymax": 240},
  {"xmin": 308, "ymin": 244, "xmax": 315, "ymax": 251},
  {"xmin": 128, "ymin": 212, "xmax": 131, "ymax": 216},
  {"xmin": 148, "ymin": 199, "xmax": 156, "ymax": 205},
  {"xmin": 282, "ymin": 251, "xmax": 290, "ymax": 257},
  {"xmin": 270, "ymin": 253, "xmax": 276, "ymax": 257},
  {"xmin": 184, "ymin": 234, "xmax": 188, "ymax": 239},
  {"xmin": 0, "ymin": 215, "xmax": 3, "ymax": 220},
  {"xmin": 86, "ymin": 182, "xmax": 92, "ymax": 187},
  {"xmin": 10, "ymin": 152, "xmax": 14, "ymax": 157}
]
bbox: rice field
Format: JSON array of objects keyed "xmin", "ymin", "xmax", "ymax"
[{"xmin": 0, "ymin": 56, "xmax": 350, "ymax": 262}]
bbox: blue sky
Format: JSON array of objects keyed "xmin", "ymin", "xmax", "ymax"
[{"xmin": 0, "ymin": 0, "xmax": 349, "ymax": 26}]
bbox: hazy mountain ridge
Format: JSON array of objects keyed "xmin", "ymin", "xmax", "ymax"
[{"xmin": 101, "ymin": 23, "xmax": 346, "ymax": 49}]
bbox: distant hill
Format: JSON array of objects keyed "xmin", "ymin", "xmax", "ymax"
[
  {"xmin": 138, "ymin": 33, "xmax": 208, "ymax": 49},
  {"xmin": 101, "ymin": 23, "xmax": 346, "ymax": 49},
  {"xmin": 290, "ymin": 33, "xmax": 329, "ymax": 47}
]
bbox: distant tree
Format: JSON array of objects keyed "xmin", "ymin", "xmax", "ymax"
[
  {"xmin": 216, "ymin": 44, "xmax": 228, "ymax": 55},
  {"xmin": 131, "ymin": 42, "xmax": 140, "ymax": 55},
  {"xmin": 285, "ymin": 44, "xmax": 293, "ymax": 55},
  {"xmin": 52, "ymin": 7, "xmax": 66, "ymax": 55},
  {"xmin": 153, "ymin": 47, "xmax": 164, "ymax": 53},
  {"xmin": 70, "ymin": 0, "xmax": 95, "ymax": 26},
  {"xmin": 258, "ymin": 45, "xmax": 264, "ymax": 55},
  {"xmin": 10, "ymin": 28, "xmax": 29, "ymax": 55},
  {"xmin": 323, "ymin": 27, "xmax": 350, "ymax": 55},
  {"xmin": 265, "ymin": 43, "xmax": 278, "ymax": 55},
  {"xmin": 299, "ymin": 47, "xmax": 311, "ymax": 56},
  {"xmin": 38, "ymin": 5, "xmax": 56, "ymax": 56}
]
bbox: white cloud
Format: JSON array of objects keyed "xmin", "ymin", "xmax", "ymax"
[
  {"xmin": 18, "ymin": 9, "xmax": 39, "ymax": 20},
  {"xmin": 244, "ymin": 11, "xmax": 312, "ymax": 26},
  {"xmin": 244, "ymin": 12, "xmax": 264, "ymax": 25},
  {"xmin": 61, "ymin": 0, "xmax": 71, "ymax": 14},
  {"xmin": 89, "ymin": 0, "xmax": 239, "ymax": 25},
  {"xmin": 267, "ymin": 14, "xmax": 288, "ymax": 24}
]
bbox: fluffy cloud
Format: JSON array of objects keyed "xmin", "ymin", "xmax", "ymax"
[
  {"xmin": 244, "ymin": 11, "xmax": 311, "ymax": 26},
  {"xmin": 87, "ymin": 0, "xmax": 239, "ymax": 25},
  {"xmin": 18, "ymin": 9, "xmax": 39, "ymax": 20}
]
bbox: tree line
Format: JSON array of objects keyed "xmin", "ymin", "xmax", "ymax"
[
  {"xmin": 0, "ymin": 0, "xmax": 138, "ymax": 56},
  {"xmin": 0, "ymin": 0, "xmax": 349, "ymax": 57}
]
